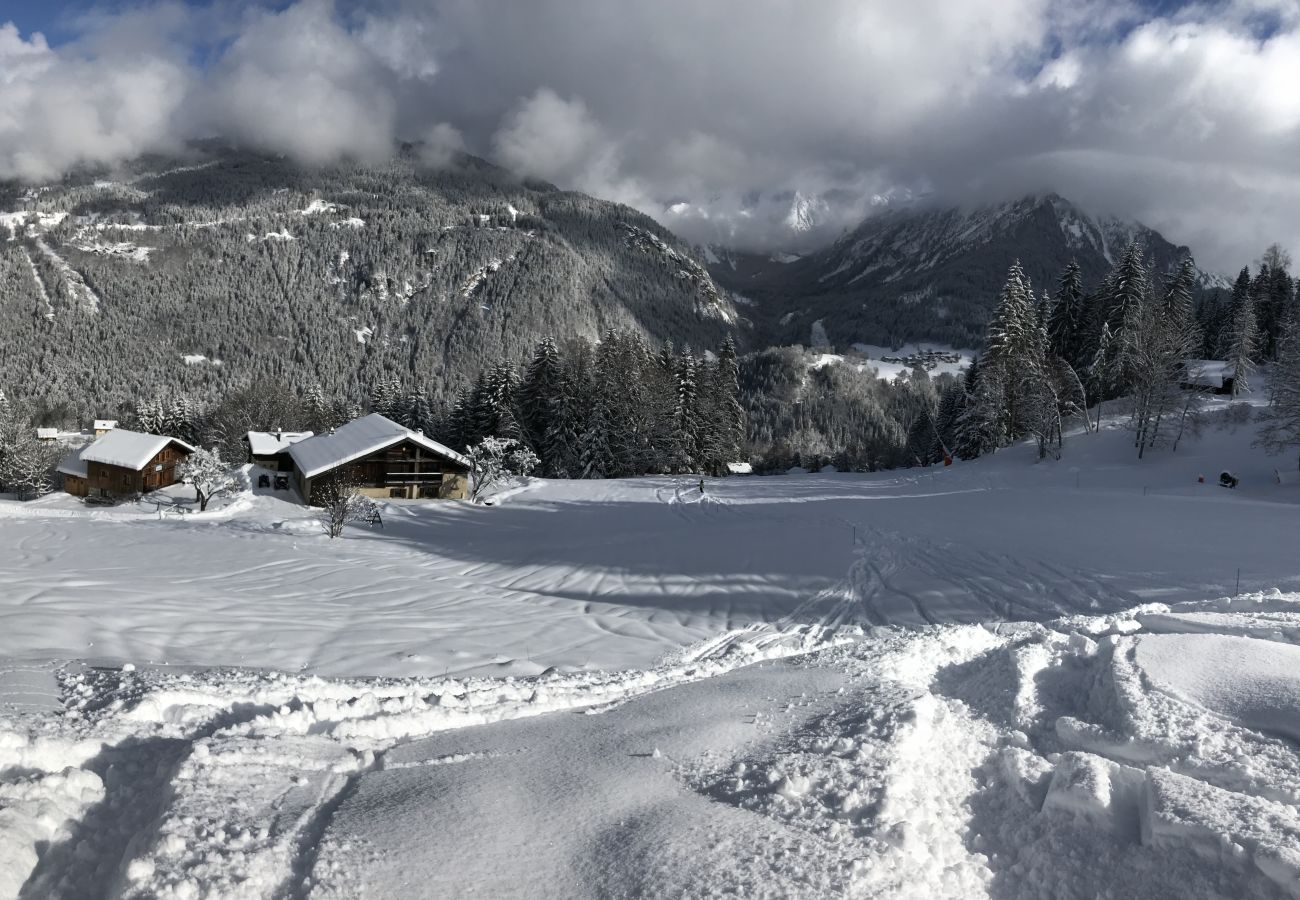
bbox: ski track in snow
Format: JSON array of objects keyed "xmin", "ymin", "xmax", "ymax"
[
  {"xmin": 19, "ymin": 248, "xmax": 54, "ymax": 320},
  {"xmin": 8, "ymin": 598, "xmax": 1300, "ymax": 898},
  {"xmin": 32, "ymin": 238, "xmax": 100, "ymax": 314}
]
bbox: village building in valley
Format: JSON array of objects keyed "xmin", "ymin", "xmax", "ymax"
[
  {"xmin": 59, "ymin": 429, "xmax": 195, "ymax": 499},
  {"xmin": 288, "ymin": 414, "xmax": 471, "ymax": 503}
]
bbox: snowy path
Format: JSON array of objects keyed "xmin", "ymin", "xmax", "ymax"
[{"xmin": 6, "ymin": 596, "xmax": 1300, "ymax": 898}]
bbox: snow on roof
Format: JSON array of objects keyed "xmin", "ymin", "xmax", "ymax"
[
  {"xmin": 56, "ymin": 445, "xmax": 88, "ymax": 478},
  {"xmin": 289, "ymin": 414, "xmax": 469, "ymax": 479},
  {"xmin": 80, "ymin": 429, "xmax": 195, "ymax": 471},
  {"xmin": 1185, "ymin": 360, "xmax": 1233, "ymax": 388},
  {"xmin": 36, "ymin": 427, "xmax": 58, "ymax": 440},
  {"xmin": 93, "ymin": 419, "xmax": 118, "ymax": 430},
  {"xmin": 246, "ymin": 430, "xmax": 314, "ymax": 457},
  {"xmin": 727, "ymin": 462, "xmax": 753, "ymax": 475}
]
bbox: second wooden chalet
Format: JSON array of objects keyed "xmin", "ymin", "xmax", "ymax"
[
  {"xmin": 59, "ymin": 429, "xmax": 195, "ymax": 499},
  {"xmin": 244, "ymin": 429, "xmax": 314, "ymax": 470},
  {"xmin": 288, "ymin": 414, "xmax": 471, "ymax": 504}
]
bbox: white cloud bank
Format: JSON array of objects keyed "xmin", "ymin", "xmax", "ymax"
[{"xmin": 2, "ymin": 0, "xmax": 1300, "ymax": 269}]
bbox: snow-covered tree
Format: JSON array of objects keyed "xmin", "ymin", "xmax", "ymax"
[
  {"xmin": 4, "ymin": 437, "xmax": 62, "ymax": 500},
  {"xmin": 1123, "ymin": 257, "xmax": 1201, "ymax": 457},
  {"xmin": 179, "ymin": 447, "xmax": 238, "ymax": 511},
  {"xmin": 313, "ymin": 471, "xmax": 380, "ymax": 538},
  {"xmin": 1256, "ymin": 321, "xmax": 1300, "ymax": 469},
  {"xmin": 954, "ymin": 358, "xmax": 1002, "ymax": 460},
  {"xmin": 1225, "ymin": 286, "xmax": 1259, "ymax": 397},
  {"xmin": 712, "ymin": 337, "xmax": 745, "ymax": 468},
  {"xmin": 466, "ymin": 436, "xmax": 538, "ymax": 503},
  {"xmin": 1047, "ymin": 260, "xmax": 1088, "ymax": 370},
  {"xmin": 519, "ymin": 338, "xmax": 563, "ymax": 454}
]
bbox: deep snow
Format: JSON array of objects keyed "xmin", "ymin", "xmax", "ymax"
[{"xmin": 2, "ymin": 390, "xmax": 1300, "ymax": 897}]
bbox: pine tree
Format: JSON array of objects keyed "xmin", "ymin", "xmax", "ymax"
[
  {"xmin": 1255, "ymin": 319, "xmax": 1300, "ymax": 470},
  {"xmin": 1218, "ymin": 267, "xmax": 1253, "ymax": 358},
  {"xmin": 1089, "ymin": 322, "xmax": 1121, "ymax": 430},
  {"xmin": 1226, "ymin": 288, "xmax": 1259, "ymax": 397},
  {"xmin": 1105, "ymin": 242, "xmax": 1150, "ymax": 338},
  {"xmin": 954, "ymin": 357, "xmax": 1000, "ymax": 459},
  {"xmin": 714, "ymin": 337, "xmax": 745, "ymax": 467},
  {"xmin": 519, "ymin": 338, "xmax": 563, "ymax": 458},
  {"xmin": 675, "ymin": 346, "xmax": 706, "ymax": 471},
  {"xmin": 1047, "ymin": 260, "xmax": 1087, "ymax": 369},
  {"xmin": 483, "ymin": 363, "xmax": 523, "ymax": 441},
  {"xmin": 930, "ymin": 382, "xmax": 965, "ymax": 463},
  {"xmin": 982, "ymin": 261, "xmax": 1038, "ymax": 444}
]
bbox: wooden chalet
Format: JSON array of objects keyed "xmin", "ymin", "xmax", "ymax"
[
  {"xmin": 60, "ymin": 429, "xmax": 195, "ymax": 499},
  {"xmin": 288, "ymin": 414, "xmax": 471, "ymax": 504},
  {"xmin": 244, "ymin": 430, "xmax": 314, "ymax": 470},
  {"xmin": 1183, "ymin": 360, "xmax": 1235, "ymax": 395}
]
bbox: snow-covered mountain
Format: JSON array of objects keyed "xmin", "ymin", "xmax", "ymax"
[
  {"xmin": 709, "ymin": 193, "xmax": 1220, "ymax": 351},
  {"xmin": 0, "ymin": 145, "xmax": 737, "ymax": 418},
  {"xmin": 783, "ymin": 190, "xmax": 829, "ymax": 234}
]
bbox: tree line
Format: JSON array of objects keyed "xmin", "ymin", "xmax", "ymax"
[{"xmin": 926, "ymin": 242, "xmax": 1296, "ymax": 465}]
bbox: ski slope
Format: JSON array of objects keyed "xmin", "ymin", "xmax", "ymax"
[{"xmin": 2, "ymin": 394, "xmax": 1300, "ymax": 897}]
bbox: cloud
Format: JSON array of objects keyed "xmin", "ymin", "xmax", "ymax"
[
  {"xmin": 0, "ymin": 21, "xmax": 191, "ymax": 181},
  {"xmin": 2, "ymin": 0, "xmax": 1300, "ymax": 269},
  {"xmin": 194, "ymin": 0, "xmax": 398, "ymax": 165}
]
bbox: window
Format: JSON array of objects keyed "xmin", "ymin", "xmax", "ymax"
[{"xmin": 389, "ymin": 487, "xmax": 405, "ymax": 498}]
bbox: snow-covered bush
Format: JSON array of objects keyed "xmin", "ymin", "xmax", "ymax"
[
  {"xmin": 314, "ymin": 472, "xmax": 381, "ymax": 538},
  {"xmin": 179, "ymin": 448, "xmax": 237, "ymax": 511},
  {"xmin": 466, "ymin": 437, "xmax": 539, "ymax": 503}
]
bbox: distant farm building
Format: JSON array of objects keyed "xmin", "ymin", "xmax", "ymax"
[
  {"xmin": 244, "ymin": 430, "xmax": 314, "ymax": 470},
  {"xmin": 60, "ymin": 429, "xmax": 194, "ymax": 499},
  {"xmin": 1183, "ymin": 360, "xmax": 1234, "ymax": 395},
  {"xmin": 288, "ymin": 414, "xmax": 471, "ymax": 504},
  {"xmin": 93, "ymin": 419, "xmax": 118, "ymax": 437},
  {"xmin": 35, "ymin": 427, "xmax": 59, "ymax": 442}
]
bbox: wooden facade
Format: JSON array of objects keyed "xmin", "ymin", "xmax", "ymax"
[
  {"xmin": 298, "ymin": 438, "xmax": 470, "ymax": 505},
  {"xmin": 86, "ymin": 443, "xmax": 190, "ymax": 499},
  {"xmin": 63, "ymin": 474, "xmax": 88, "ymax": 497}
]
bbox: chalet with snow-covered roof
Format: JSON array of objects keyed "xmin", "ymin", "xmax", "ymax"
[
  {"xmin": 35, "ymin": 427, "xmax": 59, "ymax": 442},
  {"xmin": 1183, "ymin": 360, "xmax": 1235, "ymax": 395},
  {"xmin": 61, "ymin": 429, "xmax": 195, "ymax": 499},
  {"xmin": 56, "ymin": 446, "xmax": 90, "ymax": 497},
  {"xmin": 93, "ymin": 419, "xmax": 118, "ymax": 437},
  {"xmin": 288, "ymin": 414, "xmax": 471, "ymax": 504},
  {"xmin": 244, "ymin": 430, "xmax": 314, "ymax": 470}
]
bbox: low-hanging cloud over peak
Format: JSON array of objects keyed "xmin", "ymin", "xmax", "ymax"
[{"xmin": 3, "ymin": 0, "xmax": 1300, "ymax": 270}]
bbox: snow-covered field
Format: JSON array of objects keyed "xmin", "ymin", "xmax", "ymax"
[{"xmin": 2, "ymin": 402, "xmax": 1300, "ymax": 897}]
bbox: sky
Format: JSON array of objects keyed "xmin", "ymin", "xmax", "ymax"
[{"xmin": 2, "ymin": 0, "xmax": 1300, "ymax": 270}]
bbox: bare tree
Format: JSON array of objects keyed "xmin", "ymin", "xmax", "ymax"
[{"xmin": 313, "ymin": 471, "xmax": 381, "ymax": 538}]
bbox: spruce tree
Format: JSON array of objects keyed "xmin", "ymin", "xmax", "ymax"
[
  {"xmin": 714, "ymin": 337, "xmax": 745, "ymax": 467},
  {"xmin": 1256, "ymin": 319, "xmax": 1300, "ymax": 469},
  {"xmin": 519, "ymin": 338, "xmax": 564, "ymax": 457},
  {"xmin": 1226, "ymin": 288, "xmax": 1260, "ymax": 397},
  {"xmin": 1047, "ymin": 260, "xmax": 1087, "ymax": 369}
]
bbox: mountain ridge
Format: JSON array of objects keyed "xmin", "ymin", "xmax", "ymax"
[
  {"xmin": 707, "ymin": 192, "xmax": 1219, "ymax": 350},
  {"xmin": 0, "ymin": 145, "xmax": 740, "ymax": 421}
]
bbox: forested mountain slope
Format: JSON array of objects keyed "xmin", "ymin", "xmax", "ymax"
[
  {"xmin": 711, "ymin": 193, "xmax": 1217, "ymax": 350},
  {"xmin": 0, "ymin": 146, "xmax": 737, "ymax": 421}
]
